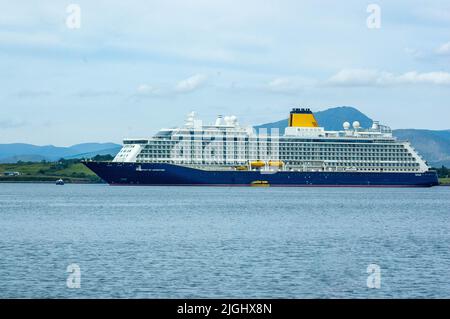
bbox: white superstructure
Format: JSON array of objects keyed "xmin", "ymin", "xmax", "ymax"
[{"xmin": 113, "ymin": 109, "xmax": 430, "ymax": 173}]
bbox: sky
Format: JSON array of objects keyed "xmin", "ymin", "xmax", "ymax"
[{"xmin": 0, "ymin": 0, "xmax": 449, "ymax": 146}]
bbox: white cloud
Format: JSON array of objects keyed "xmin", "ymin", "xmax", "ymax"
[
  {"xmin": 268, "ymin": 78, "xmax": 295, "ymax": 92},
  {"xmin": 436, "ymin": 42, "xmax": 450, "ymax": 55},
  {"xmin": 175, "ymin": 74, "xmax": 208, "ymax": 93},
  {"xmin": 136, "ymin": 84, "xmax": 160, "ymax": 96},
  {"xmin": 326, "ymin": 69, "xmax": 450, "ymax": 87},
  {"xmin": 404, "ymin": 47, "xmax": 425, "ymax": 59},
  {"xmin": 327, "ymin": 69, "xmax": 393, "ymax": 87},
  {"xmin": 397, "ymin": 71, "xmax": 450, "ymax": 85},
  {"xmin": 135, "ymin": 75, "xmax": 208, "ymax": 97},
  {"xmin": 266, "ymin": 76, "xmax": 317, "ymax": 94}
]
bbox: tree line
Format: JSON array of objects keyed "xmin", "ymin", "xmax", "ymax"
[{"xmin": 434, "ymin": 166, "xmax": 449, "ymax": 178}]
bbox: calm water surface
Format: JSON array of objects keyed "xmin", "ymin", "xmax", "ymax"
[{"xmin": 0, "ymin": 183, "xmax": 449, "ymax": 298}]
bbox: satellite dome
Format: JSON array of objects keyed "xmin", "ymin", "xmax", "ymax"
[
  {"xmin": 343, "ymin": 122, "xmax": 350, "ymax": 130},
  {"xmin": 352, "ymin": 121, "xmax": 360, "ymax": 129}
]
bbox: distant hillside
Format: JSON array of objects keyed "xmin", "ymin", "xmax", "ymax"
[
  {"xmin": 0, "ymin": 143, "xmax": 121, "ymax": 163},
  {"xmin": 254, "ymin": 106, "xmax": 373, "ymax": 134},
  {"xmin": 1, "ymin": 106, "xmax": 449, "ymax": 167},
  {"xmin": 393, "ymin": 129, "xmax": 450, "ymax": 167},
  {"xmin": 254, "ymin": 106, "xmax": 450, "ymax": 167},
  {"xmin": 0, "ymin": 159, "xmax": 102, "ymax": 183}
]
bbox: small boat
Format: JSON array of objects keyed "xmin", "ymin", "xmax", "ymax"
[
  {"xmin": 56, "ymin": 178, "xmax": 64, "ymax": 185},
  {"xmin": 250, "ymin": 160, "xmax": 265, "ymax": 168},
  {"xmin": 250, "ymin": 180, "xmax": 270, "ymax": 187}
]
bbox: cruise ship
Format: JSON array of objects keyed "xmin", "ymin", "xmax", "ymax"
[{"xmin": 83, "ymin": 108, "xmax": 438, "ymax": 187}]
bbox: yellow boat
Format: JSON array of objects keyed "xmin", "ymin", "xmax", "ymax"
[
  {"xmin": 250, "ymin": 180, "xmax": 270, "ymax": 187},
  {"xmin": 268, "ymin": 160, "xmax": 284, "ymax": 167},
  {"xmin": 250, "ymin": 160, "xmax": 265, "ymax": 168}
]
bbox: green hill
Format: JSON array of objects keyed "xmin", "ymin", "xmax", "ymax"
[
  {"xmin": 0, "ymin": 159, "xmax": 104, "ymax": 183},
  {"xmin": 0, "ymin": 143, "xmax": 121, "ymax": 163}
]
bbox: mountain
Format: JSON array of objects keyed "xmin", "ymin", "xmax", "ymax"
[
  {"xmin": 1, "ymin": 106, "xmax": 449, "ymax": 167},
  {"xmin": 0, "ymin": 143, "xmax": 121, "ymax": 163},
  {"xmin": 254, "ymin": 106, "xmax": 450, "ymax": 167},
  {"xmin": 63, "ymin": 143, "xmax": 122, "ymax": 159},
  {"xmin": 393, "ymin": 129, "xmax": 450, "ymax": 167},
  {"xmin": 254, "ymin": 106, "xmax": 373, "ymax": 134}
]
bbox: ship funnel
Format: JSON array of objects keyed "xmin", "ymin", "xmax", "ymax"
[{"xmin": 288, "ymin": 108, "xmax": 319, "ymax": 127}]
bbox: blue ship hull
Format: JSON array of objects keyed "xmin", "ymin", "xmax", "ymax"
[{"xmin": 83, "ymin": 162, "xmax": 439, "ymax": 187}]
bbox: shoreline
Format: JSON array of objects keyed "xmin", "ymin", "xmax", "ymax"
[
  {"xmin": 0, "ymin": 180, "xmax": 104, "ymax": 184},
  {"xmin": 0, "ymin": 181, "xmax": 448, "ymax": 186}
]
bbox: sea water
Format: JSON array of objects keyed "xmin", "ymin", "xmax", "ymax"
[{"xmin": 0, "ymin": 183, "xmax": 449, "ymax": 298}]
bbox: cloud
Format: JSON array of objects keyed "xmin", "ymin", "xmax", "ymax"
[
  {"xmin": 266, "ymin": 76, "xmax": 316, "ymax": 93},
  {"xmin": 136, "ymin": 84, "xmax": 160, "ymax": 96},
  {"xmin": 327, "ymin": 69, "xmax": 394, "ymax": 87},
  {"xmin": 268, "ymin": 78, "xmax": 296, "ymax": 93},
  {"xmin": 436, "ymin": 42, "xmax": 450, "ymax": 55},
  {"xmin": 175, "ymin": 74, "xmax": 207, "ymax": 93},
  {"xmin": 326, "ymin": 69, "xmax": 450, "ymax": 87},
  {"xmin": 404, "ymin": 43, "xmax": 449, "ymax": 62},
  {"xmin": 133, "ymin": 84, "xmax": 173, "ymax": 99},
  {"xmin": 397, "ymin": 71, "xmax": 450, "ymax": 85},
  {"xmin": 404, "ymin": 47, "xmax": 425, "ymax": 59},
  {"xmin": 134, "ymin": 75, "xmax": 207, "ymax": 98}
]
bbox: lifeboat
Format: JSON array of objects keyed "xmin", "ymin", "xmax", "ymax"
[
  {"xmin": 268, "ymin": 160, "xmax": 284, "ymax": 167},
  {"xmin": 250, "ymin": 160, "xmax": 265, "ymax": 168}
]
